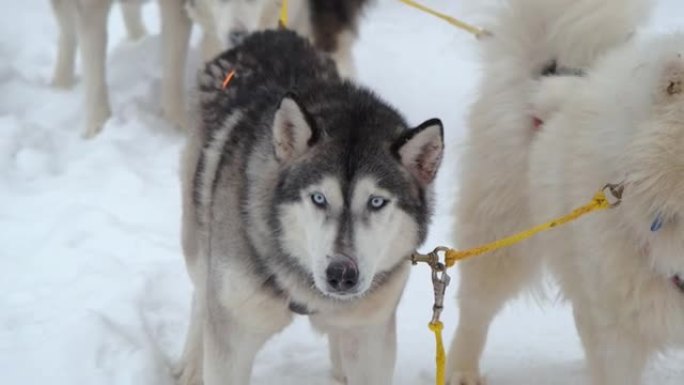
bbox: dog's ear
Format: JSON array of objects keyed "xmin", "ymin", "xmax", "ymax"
[
  {"xmin": 392, "ymin": 118, "xmax": 444, "ymax": 186},
  {"xmin": 273, "ymin": 93, "xmax": 318, "ymax": 162}
]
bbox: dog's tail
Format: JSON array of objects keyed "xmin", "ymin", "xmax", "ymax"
[
  {"xmin": 195, "ymin": 56, "xmax": 237, "ymax": 132},
  {"xmin": 481, "ymin": 0, "xmax": 652, "ymax": 77}
]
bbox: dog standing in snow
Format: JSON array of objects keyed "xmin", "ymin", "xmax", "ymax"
[
  {"xmin": 446, "ymin": 0, "xmax": 684, "ymax": 384},
  {"xmin": 176, "ymin": 29, "xmax": 443, "ymax": 385}
]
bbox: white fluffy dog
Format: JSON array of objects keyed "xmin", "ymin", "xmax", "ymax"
[{"xmin": 447, "ymin": 0, "xmax": 684, "ymax": 384}]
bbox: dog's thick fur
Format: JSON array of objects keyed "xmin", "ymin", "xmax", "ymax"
[
  {"xmin": 176, "ymin": 30, "xmax": 444, "ymax": 385},
  {"xmin": 527, "ymin": 34, "xmax": 684, "ymax": 385},
  {"xmin": 443, "ymin": 1, "xmax": 684, "ymax": 384},
  {"xmin": 185, "ymin": 0, "xmax": 370, "ymax": 77}
]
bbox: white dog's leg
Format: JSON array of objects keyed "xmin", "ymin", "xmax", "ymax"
[
  {"xmin": 330, "ymin": 31, "xmax": 357, "ymax": 79},
  {"xmin": 332, "ymin": 313, "xmax": 397, "ymax": 385},
  {"xmin": 50, "ymin": 0, "xmax": 78, "ymax": 88},
  {"xmin": 76, "ymin": 0, "xmax": 113, "ymax": 139},
  {"xmin": 121, "ymin": 1, "xmax": 147, "ymax": 41},
  {"xmin": 200, "ymin": 33, "xmax": 223, "ymax": 63},
  {"xmin": 183, "ymin": 0, "xmax": 222, "ymax": 62},
  {"xmin": 175, "ymin": 293, "xmax": 204, "ymax": 385},
  {"xmin": 571, "ymin": 305, "xmax": 603, "ymax": 381},
  {"xmin": 447, "ymin": 248, "xmax": 539, "ymax": 385},
  {"xmin": 159, "ymin": 0, "xmax": 192, "ymax": 130},
  {"xmin": 589, "ymin": 326, "xmax": 650, "ymax": 385}
]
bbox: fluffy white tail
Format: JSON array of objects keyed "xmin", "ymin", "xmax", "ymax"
[{"xmin": 482, "ymin": 0, "xmax": 652, "ymax": 75}]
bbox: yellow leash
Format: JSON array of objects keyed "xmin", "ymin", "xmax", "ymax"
[
  {"xmin": 412, "ymin": 183, "xmax": 624, "ymax": 385},
  {"xmin": 428, "ymin": 320, "xmax": 446, "ymax": 384},
  {"xmin": 278, "ymin": 0, "xmax": 288, "ymax": 28},
  {"xmin": 397, "ymin": 0, "xmax": 491, "ymax": 38},
  {"xmin": 443, "ymin": 186, "xmax": 622, "ymax": 267}
]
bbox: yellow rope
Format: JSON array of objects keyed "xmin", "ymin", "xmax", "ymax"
[
  {"xmin": 279, "ymin": 0, "xmax": 288, "ymax": 28},
  {"xmin": 420, "ymin": 186, "xmax": 620, "ymax": 385},
  {"xmin": 429, "ymin": 321, "xmax": 446, "ymax": 385},
  {"xmin": 443, "ymin": 189, "xmax": 613, "ymax": 267},
  {"xmin": 397, "ymin": 0, "xmax": 490, "ymax": 38}
]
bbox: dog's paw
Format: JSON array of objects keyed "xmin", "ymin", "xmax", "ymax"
[
  {"xmin": 330, "ymin": 368, "xmax": 346, "ymax": 385},
  {"xmin": 126, "ymin": 28, "xmax": 147, "ymax": 42},
  {"xmin": 447, "ymin": 371, "xmax": 486, "ymax": 385},
  {"xmin": 82, "ymin": 105, "xmax": 111, "ymax": 139},
  {"xmin": 173, "ymin": 362, "xmax": 202, "ymax": 385},
  {"xmin": 50, "ymin": 74, "xmax": 75, "ymax": 89},
  {"xmin": 50, "ymin": 77, "xmax": 76, "ymax": 90}
]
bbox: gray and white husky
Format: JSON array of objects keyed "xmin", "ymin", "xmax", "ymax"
[{"xmin": 176, "ymin": 30, "xmax": 444, "ymax": 385}]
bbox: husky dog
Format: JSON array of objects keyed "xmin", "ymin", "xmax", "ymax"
[
  {"xmin": 176, "ymin": 30, "xmax": 444, "ymax": 385},
  {"xmin": 445, "ymin": 0, "xmax": 675, "ymax": 384},
  {"xmin": 50, "ymin": 0, "xmax": 196, "ymax": 137},
  {"xmin": 185, "ymin": 0, "xmax": 371, "ymax": 77}
]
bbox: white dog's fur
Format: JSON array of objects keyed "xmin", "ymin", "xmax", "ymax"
[
  {"xmin": 444, "ymin": 0, "xmax": 684, "ymax": 384},
  {"xmin": 527, "ymin": 34, "xmax": 684, "ymax": 385}
]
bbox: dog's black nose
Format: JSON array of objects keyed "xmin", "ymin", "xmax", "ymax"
[
  {"xmin": 326, "ymin": 256, "xmax": 359, "ymax": 293},
  {"xmin": 228, "ymin": 30, "xmax": 247, "ymax": 46}
]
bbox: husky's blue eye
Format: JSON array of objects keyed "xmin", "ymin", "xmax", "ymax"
[
  {"xmin": 368, "ymin": 196, "xmax": 389, "ymax": 211},
  {"xmin": 311, "ymin": 192, "xmax": 328, "ymax": 208}
]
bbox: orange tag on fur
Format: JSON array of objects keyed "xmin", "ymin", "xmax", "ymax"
[{"xmin": 222, "ymin": 69, "xmax": 236, "ymax": 90}]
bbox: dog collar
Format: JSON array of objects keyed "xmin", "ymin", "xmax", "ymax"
[{"xmin": 673, "ymin": 275, "xmax": 684, "ymax": 293}]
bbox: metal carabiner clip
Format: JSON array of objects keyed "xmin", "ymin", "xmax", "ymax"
[{"xmin": 430, "ymin": 263, "xmax": 451, "ymax": 325}]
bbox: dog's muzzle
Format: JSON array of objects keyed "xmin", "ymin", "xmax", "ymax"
[{"xmin": 325, "ymin": 254, "xmax": 359, "ymax": 294}]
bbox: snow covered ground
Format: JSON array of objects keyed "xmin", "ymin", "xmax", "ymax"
[{"xmin": 2, "ymin": 0, "xmax": 684, "ymax": 384}]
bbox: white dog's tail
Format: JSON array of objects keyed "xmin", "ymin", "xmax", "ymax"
[{"xmin": 481, "ymin": 0, "xmax": 652, "ymax": 78}]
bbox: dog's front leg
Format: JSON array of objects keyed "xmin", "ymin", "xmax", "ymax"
[
  {"xmin": 50, "ymin": 0, "xmax": 78, "ymax": 88},
  {"xmin": 327, "ymin": 332, "xmax": 345, "ymax": 383},
  {"xmin": 75, "ymin": 0, "xmax": 113, "ymax": 138},
  {"xmin": 159, "ymin": 0, "xmax": 192, "ymax": 130},
  {"xmin": 202, "ymin": 298, "xmax": 292, "ymax": 385},
  {"xmin": 120, "ymin": 0, "xmax": 147, "ymax": 41},
  {"xmin": 328, "ymin": 31, "xmax": 357, "ymax": 79},
  {"xmin": 176, "ymin": 292, "xmax": 204, "ymax": 385},
  {"xmin": 334, "ymin": 312, "xmax": 397, "ymax": 385},
  {"xmin": 588, "ymin": 325, "xmax": 651, "ymax": 385}
]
